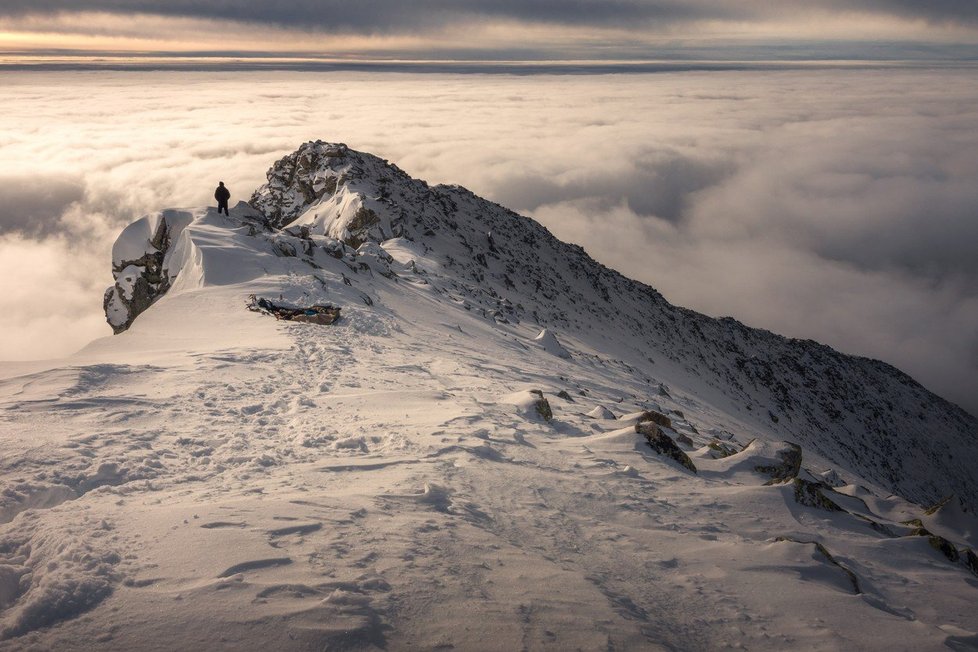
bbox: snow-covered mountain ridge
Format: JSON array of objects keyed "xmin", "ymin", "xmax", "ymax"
[
  {"xmin": 109, "ymin": 140, "xmax": 977, "ymax": 508},
  {"xmin": 1, "ymin": 141, "xmax": 976, "ymax": 650}
]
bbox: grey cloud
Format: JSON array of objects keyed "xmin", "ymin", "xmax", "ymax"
[
  {"xmin": 829, "ymin": 0, "xmax": 978, "ymax": 24},
  {"xmin": 2, "ymin": 0, "xmax": 977, "ymax": 32},
  {"xmin": 812, "ymin": 184, "xmax": 978, "ymax": 284},
  {"xmin": 0, "ymin": 0, "xmax": 726, "ymax": 32},
  {"xmin": 491, "ymin": 153, "xmax": 731, "ymax": 223},
  {"xmin": 684, "ymin": 112, "xmax": 978, "ymax": 289},
  {"xmin": 0, "ymin": 176, "xmax": 84, "ymax": 237}
]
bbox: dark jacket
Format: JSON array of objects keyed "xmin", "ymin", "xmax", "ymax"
[{"xmin": 215, "ymin": 185, "xmax": 231, "ymax": 202}]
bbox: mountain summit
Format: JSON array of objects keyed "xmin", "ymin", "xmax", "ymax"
[{"xmin": 1, "ymin": 142, "xmax": 975, "ymax": 650}]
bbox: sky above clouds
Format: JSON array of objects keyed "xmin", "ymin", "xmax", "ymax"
[
  {"xmin": 1, "ymin": 0, "xmax": 978, "ymax": 60},
  {"xmin": 1, "ymin": 69, "xmax": 976, "ymax": 416}
]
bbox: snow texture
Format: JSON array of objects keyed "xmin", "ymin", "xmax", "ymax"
[{"xmin": 0, "ymin": 140, "xmax": 976, "ymax": 650}]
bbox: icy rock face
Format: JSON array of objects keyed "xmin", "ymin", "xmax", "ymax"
[
  {"xmin": 250, "ymin": 140, "xmax": 414, "ymax": 247},
  {"xmin": 103, "ymin": 210, "xmax": 193, "ymax": 333},
  {"xmin": 249, "ymin": 141, "xmax": 349, "ymax": 227}
]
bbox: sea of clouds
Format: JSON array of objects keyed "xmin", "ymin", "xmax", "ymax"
[{"xmin": 1, "ymin": 68, "xmax": 976, "ymax": 414}]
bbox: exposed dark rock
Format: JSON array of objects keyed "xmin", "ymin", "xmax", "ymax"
[
  {"xmin": 927, "ymin": 535, "xmax": 959, "ymax": 562},
  {"xmin": 792, "ymin": 478, "xmax": 844, "ymax": 512},
  {"xmin": 708, "ymin": 439, "xmax": 739, "ymax": 458},
  {"xmin": 637, "ymin": 410, "xmax": 673, "ymax": 429},
  {"xmin": 344, "ymin": 206, "xmax": 381, "ymax": 248},
  {"xmin": 250, "ymin": 142, "xmax": 349, "ymax": 228},
  {"xmin": 528, "ymin": 390, "xmax": 553, "ymax": 421},
  {"xmin": 924, "ymin": 495, "xmax": 954, "ymax": 516},
  {"xmin": 755, "ymin": 442, "xmax": 802, "ymax": 484},
  {"xmin": 965, "ymin": 549, "xmax": 978, "ymax": 577},
  {"xmin": 675, "ymin": 432, "xmax": 695, "ymax": 448},
  {"xmin": 104, "ymin": 215, "xmax": 174, "ymax": 334},
  {"xmin": 636, "ymin": 421, "xmax": 696, "ymax": 473},
  {"xmin": 556, "ymin": 390, "xmax": 574, "ymax": 402}
]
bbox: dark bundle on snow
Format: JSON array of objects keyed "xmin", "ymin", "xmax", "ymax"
[{"xmin": 247, "ymin": 295, "xmax": 341, "ymax": 325}]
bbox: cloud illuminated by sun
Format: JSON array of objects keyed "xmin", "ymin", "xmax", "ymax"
[{"xmin": 0, "ymin": 8, "xmax": 975, "ymax": 59}]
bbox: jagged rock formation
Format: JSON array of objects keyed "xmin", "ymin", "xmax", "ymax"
[
  {"xmin": 104, "ymin": 140, "xmax": 978, "ymax": 508},
  {"xmin": 103, "ymin": 209, "xmax": 193, "ymax": 333},
  {"xmin": 637, "ymin": 420, "xmax": 697, "ymax": 473}
]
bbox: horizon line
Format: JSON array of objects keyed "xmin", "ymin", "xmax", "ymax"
[{"xmin": 3, "ymin": 53, "xmax": 978, "ymax": 74}]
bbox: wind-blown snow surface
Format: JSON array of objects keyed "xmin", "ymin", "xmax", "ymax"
[{"xmin": 1, "ymin": 142, "xmax": 977, "ymax": 650}]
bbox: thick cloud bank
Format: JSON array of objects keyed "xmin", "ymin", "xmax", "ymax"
[
  {"xmin": 3, "ymin": 0, "xmax": 977, "ymax": 31},
  {"xmin": 1, "ymin": 69, "xmax": 975, "ymax": 415}
]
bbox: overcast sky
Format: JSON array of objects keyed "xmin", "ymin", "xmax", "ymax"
[
  {"xmin": 2, "ymin": 0, "xmax": 978, "ymax": 60},
  {"xmin": 1, "ymin": 69, "xmax": 976, "ymax": 417}
]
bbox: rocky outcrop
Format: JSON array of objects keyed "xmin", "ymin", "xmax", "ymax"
[
  {"xmin": 249, "ymin": 141, "xmax": 411, "ymax": 248},
  {"xmin": 755, "ymin": 442, "xmax": 802, "ymax": 485},
  {"xmin": 637, "ymin": 421, "xmax": 696, "ymax": 473},
  {"xmin": 249, "ymin": 141, "xmax": 350, "ymax": 228},
  {"xmin": 103, "ymin": 210, "xmax": 191, "ymax": 333},
  {"xmin": 637, "ymin": 410, "xmax": 673, "ymax": 429},
  {"xmin": 965, "ymin": 548, "xmax": 978, "ymax": 577},
  {"xmin": 529, "ymin": 390, "xmax": 553, "ymax": 421},
  {"xmin": 792, "ymin": 478, "xmax": 844, "ymax": 511},
  {"xmin": 501, "ymin": 389, "xmax": 554, "ymax": 422},
  {"xmin": 707, "ymin": 439, "xmax": 739, "ymax": 458}
]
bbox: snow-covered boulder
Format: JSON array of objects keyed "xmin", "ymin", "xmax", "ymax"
[
  {"xmin": 792, "ymin": 478, "xmax": 844, "ymax": 511},
  {"xmin": 587, "ymin": 405, "xmax": 616, "ymax": 419},
  {"xmin": 636, "ymin": 421, "xmax": 696, "ymax": 473},
  {"xmin": 103, "ymin": 209, "xmax": 193, "ymax": 333},
  {"xmin": 922, "ymin": 496, "xmax": 977, "ymax": 549},
  {"xmin": 501, "ymin": 389, "xmax": 553, "ymax": 422},
  {"xmin": 356, "ymin": 242, "xmax": 396, "ymax": 278},
  {"xmin": 533, "ymin": 329, "xmax": 571, "ymax": 359}
]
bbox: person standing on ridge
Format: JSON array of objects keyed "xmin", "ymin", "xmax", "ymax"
[{"xmin": 214, "ymin": 181, "xmax": 231, "ymax": 216}]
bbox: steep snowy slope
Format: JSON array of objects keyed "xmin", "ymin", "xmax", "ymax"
[{"xmin": 1, "ymin": 141, "xmax": 977, "ymax": 650}]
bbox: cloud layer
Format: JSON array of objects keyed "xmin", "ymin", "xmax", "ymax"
[
  {"xmin": 2, "ymin": 0, "xmax": 978, "ymax": 30},
  {"xmin": 1, "ymin": 69, "xmax": 975, "ymax": 415},
  {"xmin": 2, "ymin": 1, "xmax": 977, "ymax": 60}
]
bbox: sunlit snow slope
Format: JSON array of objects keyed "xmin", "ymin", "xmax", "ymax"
[{"xmin": 2, "ymin": 141, "xmax": 977, "ymax": 651}]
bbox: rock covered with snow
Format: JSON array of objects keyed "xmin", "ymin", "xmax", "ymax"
[
  {"xmin": 501, "ymin": 389, "xmax": 554, "ymax": 422},
  {"xmin": 103, "ymin": 209, "xmax": 194, "ymax": 333},
  {"xmin": 533, "ymin": 328, "xmax": 571, "ymax": 359},
  {"xmin": 587, "ymin": 405, "xmax": 617, "ymax": 420},
  {"xmin": 250, "ymin": 140, "xmax": 417, "ymax": 246}
]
